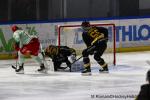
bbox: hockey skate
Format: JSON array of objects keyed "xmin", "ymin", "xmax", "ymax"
[
  {"xmin": 99, "ymin": 65, "xmax": 109, "ymax": 73},
  {"xmin": 37, "ymin": 63, "xmax": 48, "ymax": 73},
  {"xmin": 81, "ymin": 67, "xmax": 91, "ymax": 76},
  {"xmin": 15, "ymin": 65, "xmax": 24, "ymax": 74}
]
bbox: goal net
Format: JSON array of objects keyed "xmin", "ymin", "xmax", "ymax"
[{"xmin": 56, "ymin": 23, "xmax": 116, "ymax": 65}]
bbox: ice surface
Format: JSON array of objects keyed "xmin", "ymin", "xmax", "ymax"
[{"xmin": 0, "ymin": 51, "xmax": 150, "ymax": 100}]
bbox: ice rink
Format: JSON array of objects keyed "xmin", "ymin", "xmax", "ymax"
[{"xmin": 0, "ymin": 51, "xmax": 150, "ymax": 100}]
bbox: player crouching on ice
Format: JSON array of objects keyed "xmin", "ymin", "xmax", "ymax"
[
  {"xmin": 11, "ymin": 25, "xmax": 47, "ymax": 74},
  {"xmin": 81, "ymin": 21, "xmax": 109, "ymax": 75},
  {"xmin": 44, "ymin": 45, "xmax": 76, "ymax": 72}
]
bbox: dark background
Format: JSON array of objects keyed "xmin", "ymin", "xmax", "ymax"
[{"xmin": 0, "ymin": 0, "xmax": 150, "ymax": 22}]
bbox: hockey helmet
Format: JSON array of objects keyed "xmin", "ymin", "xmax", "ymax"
[
  {"xmin": 146, "ymin": 70, "xmax": 150, "ymax": 83},
  {"xmin": 81, "ymin": 21, "xmax": 90, "ymax": 27},
  {"xmin": 11, "ymin": 25, "xmax": 19, "ymax": 32}
]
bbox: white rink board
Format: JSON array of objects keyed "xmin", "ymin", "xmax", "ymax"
[{"xmin": 1, "ymin": 17, "xmax": 150, "ymax": 56}]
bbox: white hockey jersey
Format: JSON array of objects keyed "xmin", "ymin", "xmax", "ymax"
[{"xmin": 13, "ymin": 29, "xmax": 37, "ymax": 48}]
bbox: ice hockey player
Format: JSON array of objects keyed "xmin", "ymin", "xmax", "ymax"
[
  {"xmin": 11, "ymin": 25, "xmax": 47, "ymax": 74},
  {"xmin": 44, "ymin": 45, "xmax": 76, "ymax": 72},
  {"xmin": 81, "ymin": 21, "xmax": 109, "ymax": 75},
  {"xmin": 136, "ymin": 70, "xmax": 150, "ymax": 100}
]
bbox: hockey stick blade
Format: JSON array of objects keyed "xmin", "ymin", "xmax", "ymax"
[
  {"xmin": 11, "ymin": 65, "xmax": 17, "ymax": 70},
  {"xmin": 71, "ymin": 56, "xmax": 83, "ymax": 65}
]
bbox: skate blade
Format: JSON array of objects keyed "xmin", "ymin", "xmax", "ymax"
[
  {"xmin": 81, "ymin": 72, "xmax": 92, "ymax": 76},
  {"xmin": 15, "ymin": 70, "xmax": 24, "ymax": 74},
  {"xmin": 99, "ymin": 71, "xmax": 109, "ymax": 73},
  {"xmin": 16, "ymin": 72, "xmax": 24, "ymax": 74},
  {"xmin": 36, "ymin": 70, "xmax": 48, "ymax": 74}
]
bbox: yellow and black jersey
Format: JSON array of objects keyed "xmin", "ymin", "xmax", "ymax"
[
  {"xmin": 44, "ymin": 45, "xmax": 59, "ymax": 58},
  {"xmin": 44, "ymin": 45, "xmax": 76, "ymax": 59},
  {"xmin": 82, "ymin": 26, "xmax": 108, "ymax": 47}
]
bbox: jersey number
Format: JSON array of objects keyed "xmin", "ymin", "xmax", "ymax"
[{"xmin": 88, "ymin": 28, "xmax": 104, "ymax": 39}]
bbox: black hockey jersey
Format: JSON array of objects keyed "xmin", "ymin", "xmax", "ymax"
[
  {"xmin": 82, "ymin": 26, "xmax": 108, "ymax": 47},
  {"xmin": 45, "ymin": 45, "xmax": 76, "ymax": 59}
]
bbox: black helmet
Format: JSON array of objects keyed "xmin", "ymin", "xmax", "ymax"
[
  {"xmin": 81, "ymin": 21, "xmax": 90, "ymax": 27},
  {"xmin": 146, "ymin": 70, "xmax": 150, "ymax": 83}
]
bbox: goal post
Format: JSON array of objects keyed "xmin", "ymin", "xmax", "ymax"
[{"xmin": 56, "ymin": 23, "xmax": 116, "ymax": 65}]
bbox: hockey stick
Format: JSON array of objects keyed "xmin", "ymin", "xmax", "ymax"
[
  {"xmin": 9, "ymin": 42, "xmax": 18, "ymax": 70},
  {"xmin": 12, "ymin": 53, "xmax": 18, "ymax": 70},
  {"xmin": 70, "ymin": 45, "xmax": 96, "ymax": 65},
  {"xmin": 70, "ymin": 55, "xmax": 83, "ymax": 65},
  {"xmin": 54, "ymin": 38, "xmax": 107, "ymax": 71},
  {"xmin": 11, "ymin": 51, "xmax": 19, "ymax": 70},
  {"xmin": 69, "ymin": 38, "xmax": 107, "ymax": 65},
  {"xmin": 11, "ymin": 63, "xmax": 17, "ymax": 69},
  {"xmin": 11, "ymin": 65, "xmax": 17, "ymax": 69}
]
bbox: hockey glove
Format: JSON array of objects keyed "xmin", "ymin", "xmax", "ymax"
[
  {"xmin": 92, "ymin": 38, "xmax": 108, "ymax": 46},
  {"xmin": 91, "ymin": 34, "xmax": 104, "ymax": 45}
]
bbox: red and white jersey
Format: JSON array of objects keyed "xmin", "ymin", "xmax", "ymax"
[{"xmin": 13, "ymin": 29, "xmax": 37, "ymax": 48}]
